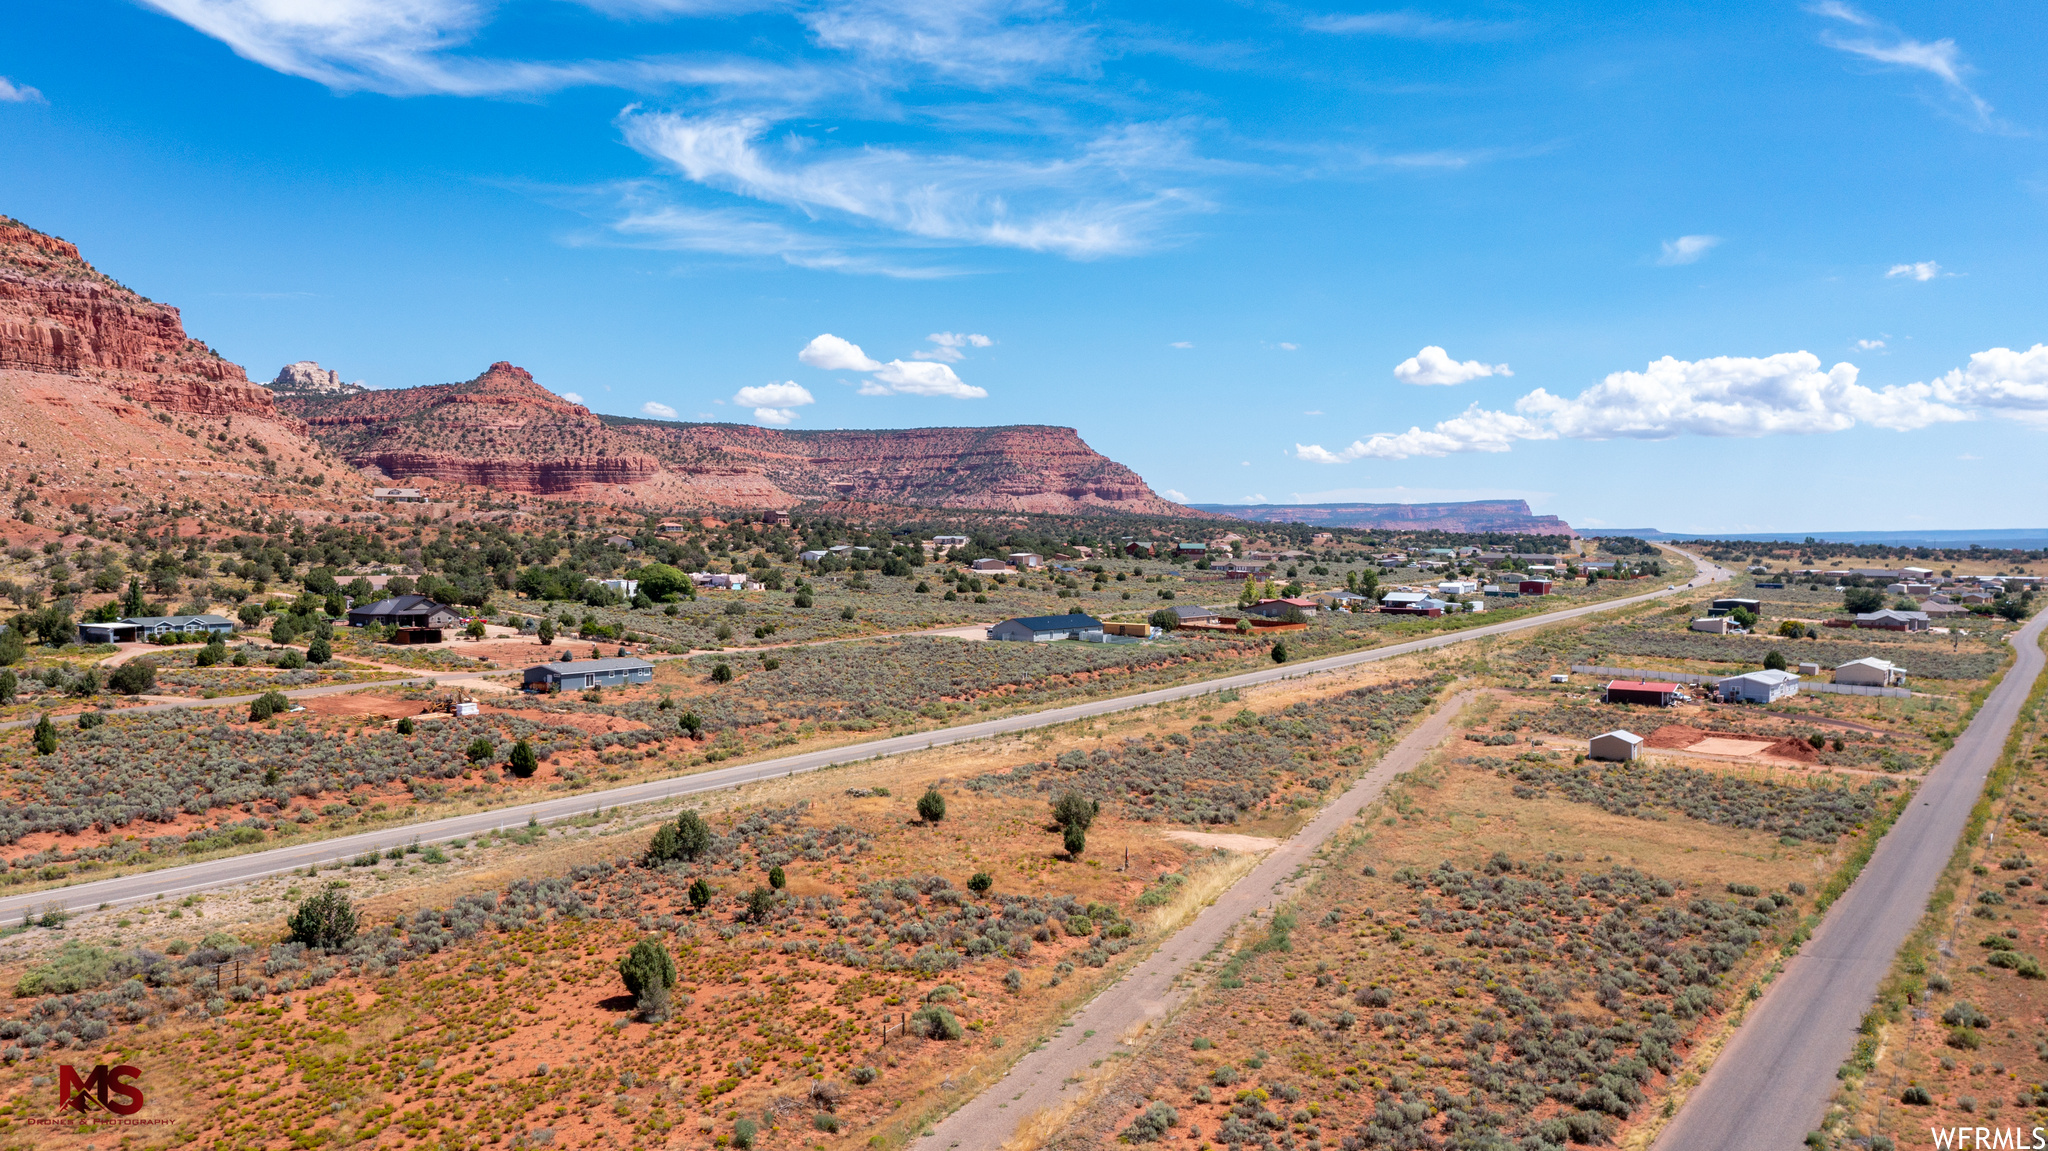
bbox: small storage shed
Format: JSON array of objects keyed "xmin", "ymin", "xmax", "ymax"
[
  {"xmin": 524, "ymin": 656, "xmax": 655, "ymax": 692},
  {"xmin": 1604, "ymin": 680, "xmax": 1680, "ymax": 706},
  {"xmin": 1588, "ymin": 730, "xmax": 1644, "ymax": 762},
  {"xmin": 1690, "ymin": 617, "xmax": 1735, "ymax": 634},
  {"xmin": 1518, "ymin": 579, "xmax": 1554, "ymax": 595}
]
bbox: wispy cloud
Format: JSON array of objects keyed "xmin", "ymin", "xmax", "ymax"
[
  {"xmin": 560, "ymin": 391, "xmax": 586, "ymax": 404},
  {"xmin": 1811, "ymin": 3, "xmax": 2001, "ymax": 130},
  {"xmin": 1885, "ymin": 261, "xmax": 1946, "ymax": 281},
  {"xmin": 912, "ymin": 331, "xmax": 993, "ymax": 362},
  {"xmin": 1657, "ymin": 234, "xmax": 1720, "ymax": 265},
  {"xmin": 640, "ymin": 400, "xmax": 678, "ymax": 418},
  {"xmin": 1303, "ymin": 11, "xmax": 1517, "ymax": 39},
  {"xmin": 0, "ymin": 76, "xmax": 45, "ymax": 103}
]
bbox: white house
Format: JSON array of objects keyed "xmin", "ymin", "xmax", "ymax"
[
  {"xmin": 597, "ymin": 579, "xmax": 640, "ymax": 599},
  {"xmin": 1690, "ymin": 617, "xmax": 1738, "ymax": 634},
  {"xmin": 1717, "ymin": 669, "xmax": 1801, "ymax": 704},
  {"xmin": 1833, "ymin": 657, "xmax": 1907, "ymax": 687},
  {"xmin": 1437, "ymin": 580, "xmax": 1480, "ymax": 595},
  {"xmin": 1588, "ymin": 730, "xmax": 1644, "ymax": 762}
]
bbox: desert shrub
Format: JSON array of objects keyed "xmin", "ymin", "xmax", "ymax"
[
  {"xmin": 466, "ymin": 736, "xmax": 495, "ymax": 764},
  {"xmin": 248, "ymin": 691, "xmax": 291, "ymax": 721},
  {"xmin": 108, "ymin": 659, "xmax": 158, "ymax": 695},
  {"xmin": 508, "ymin": 739, "xmax": 538, "ymax": 777},
  {"xmin": 911, "ymin": 1004, "xmax": 962, "ymax": 1040},
  {"xmin": 1900, "ymin": 1086, "xmax": 1932, "ymax": 1105},
  {"xmin": 1122, "ymin": 1102, "xmax": 1179, "ymax": 1143},
  {"xmin": 916, "ymin": 787, "xmax": 946, "ymax": 823},
  {"xmin": 1503, "ymin": 760, "xmax": 1891, "ymax": 843},
  {"xmin": 287, "ymin": 886, "xmax": 358, "ymax": 950},
  {"xmin": 849, "ymin": 1065, "xmax": 878, "ymax": 1085}
]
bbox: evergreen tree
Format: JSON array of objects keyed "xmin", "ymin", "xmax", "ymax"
[{"xmin": 32, "ymin": 713, "xmax": 57, "ymax": 755}]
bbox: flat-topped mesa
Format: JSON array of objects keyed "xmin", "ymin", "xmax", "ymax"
[
  {"xmin": 0, "ymin": 215, "xmax": 282, "ymax": 420},
  {"xmin": 281, "ymin": 360, "xmax": 1198, "ymax": 513}
]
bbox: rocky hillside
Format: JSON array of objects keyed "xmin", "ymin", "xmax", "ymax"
[
  {"xmin": 278, "ymin": 362, "xmax": 1196, "ymax": 516},
  {"xmin": 0, "ymin": 214, "xmax": 368, "ymax": 539},
  {"xmin": 1191, "ymin": 499, "xmax": 1575, "ymax": 535}
]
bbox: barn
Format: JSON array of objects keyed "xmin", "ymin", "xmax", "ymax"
[{"xmin": 1604, "ymin": 680, "xmax": 1680, "ymax": 706}]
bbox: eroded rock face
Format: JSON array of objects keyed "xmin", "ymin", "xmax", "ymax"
[
  {"xmin": 279, "ymin": 360, "xmax": 1194, "ymax": 513},
  {"xmin": 0, "ymin": 216, "xmax": 283, "ymax": 421},
  {"xmin": 271, "ymin": 361, "xmax": 362, "ymax": 394}
]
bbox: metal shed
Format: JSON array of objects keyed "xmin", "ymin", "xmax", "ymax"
[{"xmin": 1588, "ymin": 730, "xmax": 1644, "ymax": 762}]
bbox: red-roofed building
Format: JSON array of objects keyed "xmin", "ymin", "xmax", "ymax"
[{"xmin": 1604, "ymin": 680, "xmax": 1681, "ymax": 707}]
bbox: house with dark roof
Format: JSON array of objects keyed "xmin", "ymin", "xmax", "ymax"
[
  {"xmin": 987, "ymin": 613, "xmax": 1104, "ymax": 642},
  {"xmin": 1243, "ymin": 597, "xmax": 1320, "ymax": 619},
  {"xmin": 346, "ymin": 594, "xmax": 460, "ymax": 632}
]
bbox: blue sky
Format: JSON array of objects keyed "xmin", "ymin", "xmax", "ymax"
[{"xmin": 3, "ymin": 1, "xmax": 2044, "ymax": 533}]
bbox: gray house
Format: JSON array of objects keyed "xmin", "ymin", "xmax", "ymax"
[
  {"xmin": 1717, "ymin": 669, "xmax": 1801, "ymax": 704},
  {"xmin": 988, "ymin": 613, "xmax": 1104, "ymax": 642},
  {"xmin": 346, "ymin": 594, "xmax": 461, "ymax": 631},
  {"xmin": 524, "ymin": 656, "xmax": 655, "ymax": 692},
  {"xmin": 79, "ymin": 614, "xmax": 237, "ymax": 644}
]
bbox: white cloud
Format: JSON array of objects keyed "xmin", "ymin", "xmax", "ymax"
[
  {"xmin": 1657, "ymin": 235, "xmax": 1721, "ymax": 265},
  {"xmin": 560, "ymin": 391, "xmax": 585, "ymax": 404},
  {"xmin": 912, "ymin": 331, "xmax": 993, "ymax": 362},
  {"xmin": 1813, "ymin": 4, "xmax": 1999, "ymax": 129},
  {"xmin": 869, "ymin": 360, "xmax": 987, "ymax": 398},
  {"xmin": 752, "ymin": 407, "xmax": 800, "ymax": 425},
  {"xmin": 798, "ymin": 333, "xmax": 881, "ymax": 372},
  {"xmin": 1296, "ymin": 404, "xmax": 1552, "ymax": 462},
  {"xmin": 1169, "ymin": 341, "xmax": 1193, "ymax": 349},
  {"xmin": 1277, "ymin": 342, "xmax": 1299, "ymax": 351},
  {"xmin": 1856, "ymin": 338, "xmax": 1886, "ymax": 350},
  {"xmin": 1303, "ymin": 409, "xmax": 1323, "ymax": 416},
  {"xmin": 0, "ymin": 76, "xmax": 45, "ymax": 103},
  {"xmin": 732, "ymin": 381, "xmax": 816, "ymax": 408},
  {"xmin": 1516, "ymin": 351, "xmax": 1965, "ymax": 437},
  {"xmin": 641, "ymin": 400, "xmax": 679, "ymax": 418},
  {"xmin": 1927, "ymin": 344, "xmax": 2048, "ymax": 419},
  {"xmin": 620, "ymin": 110, "xmax": 1198, "ymax": 260},
  {"xmin": 1886, "ymin": 261, "xmax": 1944, "ymax": 281},
  {"xmin": 1158, "ymin": 488, "xmax": 1188, "ymax": 502},
  {"xmin": 1393, "ymin": 345, "xmax": 1511, "ymax": 387}
]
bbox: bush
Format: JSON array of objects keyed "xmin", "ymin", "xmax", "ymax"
[
  {"xmin": 733, "ymin": 1118, "xmax": 757, "ymax": 1149},
  {"xmin": 1763, "ymin": 649, "xmax": 1787, "ymax": 671},
  {"xmin": 1122, "ymin": 1103, "xmax": 1179, "ymax": 1143},
  {"xmin": 396, "ymin": 716, "xmax": 415, "ymax": 735},
  {"xmin": 508, "ymin": 739, "xmax": 539, "ymax": 778},
  {"xmin": 910, "ymin": 1004, "xmax": 962, "ymax": 1040},
  {"xmin": 1064, "ymin": 914, "xmax": 1094, "ymax": 937},
  {"xmin": 249, "ymin": 691, "xmax": 291, "ymax": 721},
  {"xmin": 466, "ymin": 736, "xmax": 495, "ymax": 764},
  {"xmin": 1051, "ymin": 791, "xmax": 1098, "ymax": 832},
  {"xmin": 1064, "ymin": 822, "xmax": 1086, "ymax": 858},
  {"xmin": 688, "ymin": 878, "xmax": 712, "ymax": 911},
  {"xmin": 108, "ymin": 658, "xmax": 158, "ymax": 695},
  {"xmin": 679, "ymin": 711, "xmax": 704, "ymax": 738},
  {"xmin": 710, "ymin": 662, "xmax": 734, "ymax": 684},
  {"xmin": 746, "ymin": 886, "xmax": 776, "ymax": 922},
  {"xmin": 1843, "ymin": 587, "xmax": 1885, "ymax": 614},
  {"xmin": 617, "ymin": 938, "xmax": 676, "ymax": 998},
  {"xmin": 850, "ymin": 1065, "xmax": 878, "ymax": 1085},
  {"xmin": 917, "ymin": 787, "xmax": 946, "ymax": 823},
  {"xmin": 14, "ymin": 941, "xmax": 121, "ymax": 997},
  {"xmin": 768, "ymin": 865, "xmax": 786, "ymax": 890},
  {"xmin": 968, "ymin": 871, "xmax": 993, "ymax": 894},
  {"xmin": 1900, "ymin": 1086, "xmax": 1932, "ymax": 1105},
  {"xmin": 306, "ymin": 637, "xmax": 331, "ymax": 664},
  {"xmin": 287, "ymin": 886, "xmax": 358, "ymax": 949},
  {"xmin": 32, "ymin": 713, "xmax": 56, "ymax": 756},
  {"xmin": 1271, "ymin": 640, "xmax": 1289, "ymax": 663},
  {"xmin": 647, "ymin": 812, "xmax": 716, "ymax": 862}
]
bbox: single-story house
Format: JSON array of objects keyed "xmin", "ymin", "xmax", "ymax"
[
  {"xmin": 1123, "ymin": 541, "xmax": 1156, "ymax": 557},
  {"xmin": 1243, "ymin": 597, "xmax": 1320, "ymax": 619},
  {"xmin": 799, "ymin": 549, "xmax": 829, "ymax": 563},
  {"xmin": 970, "ymin": 558, "xmax": 1016, "ymax": 573},
  {"xmin": 1214, "ymin": 562, "xmax": 1268, "ymax": 578},
  {"xmin": 604, "ymin": 535, "xmax": 637, "ymax": 551},
  {"xmin": 1008, "ymin": 553, "xmax": 1044, "ymax": 570},
  {"xmin": 1174, "ymin": 542, "xmax": 1207, "ymax": 558},
  {"xmin": 597, "ymin": 579, "xmax": 640, "ymax": 599},
  {"xmin": 1690, "ymin": 616, "xmax": 1740, "ymax": 634},
  {"xmin": 759, "ymin": 510, "xmax": 788, "ymax": 525},
  {"xmin": 1170, "ymin": 604, "xmax": 1221, "ymax": 625},
  {"xmin": 1853, "ymin": 609, "xmax": 1930, "ymax": 632},
  {"xmin": 932, "ymin": 535, "xmax": 969, "ymax": 548},
  {"xmin": 1708, "ymin": 597, "xmax": 1761, "ymax": 617},
  {"xmin": 1438, "ymin": 580, "xmax": 1480, "ymax": 595},
  {"xmin": 1718, "ymin": 669, "xmax": 1801, "ymax": 704},
  {"xmin": 1518, "ymin": 579, "xmax": 1554, "ymax": 596},
  {"xmin": 1313, "ymin": 590, "xmax": 1373, "ymax": 610},
  {"xmin": 523, "ymin": 656, "xmax": 655, "ymax": 692},
  {"xmin": 692, "ymin": 572, "xmax": 750, "ymax": 591},
  {"xmin": 1957, "ymin": 590, "xmax": 1995, "ymax": 605},
  {"xmin": 79, "ymin": 614, "xmax": 237, "ymax": 644},
  {"xmin": 346, "ymin": 595, "xmax": 460, "ymax": 631},
  {"xmin": 1918, "ymin": 600, "xmax": 1968, "ymax": 618},
  {"xmin": 1588, "ymin": 730, "xmax": 1645, "ymax": 762},
  {"xmin": 658, "ymin": 521, "xmax": 688, "ymax": 533},
  {"xmin": 1605, "ymin": 680, "xmax": 1680, "ymax": 707},
  {"xmin": 988, "ymin": 613, "xmax": 1104, "ymax": 643},
  {"xmin": 1834, "ymin": 657, "xmax": 1907, "ymax": 687}
]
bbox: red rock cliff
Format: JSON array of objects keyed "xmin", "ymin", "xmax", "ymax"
[{"xmin": 0, "ymin": 216, "xmax": 283, "ymax": 420}]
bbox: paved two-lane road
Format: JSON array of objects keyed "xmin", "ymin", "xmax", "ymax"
[
  {"xmin": 1654, "ymin": 607, "xmax": 2048, "ymax": 1150},
  {"xmin": 1, "ymin": 553, "xmax": 1723, "ymax": 921}
]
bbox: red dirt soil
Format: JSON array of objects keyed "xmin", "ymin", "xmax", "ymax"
[{"xmin": 1645, "ymin": 724, "xmax": 1821, "ymax": 763}]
